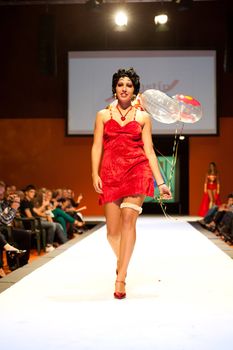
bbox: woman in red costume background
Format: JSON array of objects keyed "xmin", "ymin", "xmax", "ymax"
[
  {"xmin": 91, "ymin": 68, "xmax": 172, "ymax": 299},
  {"xmin": 198, "ymin": 162, "xmax": 221, "ymax": 217}
]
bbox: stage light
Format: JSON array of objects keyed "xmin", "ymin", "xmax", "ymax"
[
  {"xmin": 154, "ymin": 0, "xmax": 169, "ymax": 30},
  {"xmin": 115, "ymin": 10, "xmax": 128, "ymax": 27},
  {"xmin": 154, "ymin": 13, "xmax": 169, "ymax": 32},
  {"xmin": 154, "ymin": 13, "xmax": 168, "ymax": 25}
]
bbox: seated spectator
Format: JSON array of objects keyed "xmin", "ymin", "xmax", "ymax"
[
  {"xmin": 66, "ymin": 189, "xmax": 87, "ymax": 217},
  {"xmin": 59, "ymin": 188, "xmax": 86, "ymax": 219},
  {"xmin": 0, "ymin": 233, "xmax": 24, "ymax": 277},
  {"xmin": 33, "ymin": 189, "xmax": 68, "ymax": 244},
  {"xmin": 57, "ymin": 196, "xmax": 84, "ymax": 219},
  {"xmin": 217, "ymin": 211, "xmax": 233, "ymax": 243},
  {"xmin": 44, "ymin": 189, "xmax": 84, "ymax": 237},
  {"xmin": 198, "ymin": 193, "xmax": 233, "ymax": 233},
  {"xmin": 20, "ymin": 185, "xmax": 67, "ymax": 252},
  {"xmin": 53, "ymin": 188, "xmax": 86, "ymax": 215},
  {"xmin": 5, "ymin": 184, "xmax": 17, "ymax": 197},
  {"xmin": 52, "ymin": 188, "xmax": 63, "ymax": 202},
  {"xmin": 0, "ymin": 181, "xmax": 28, "ymax": 276}
]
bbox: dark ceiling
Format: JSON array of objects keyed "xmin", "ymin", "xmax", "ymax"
[{"xmin": 0, "ymin": 0, "xmax": 233, "ymax": 117}]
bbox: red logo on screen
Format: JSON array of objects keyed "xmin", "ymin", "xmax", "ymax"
[{"xmin": 141, "ymin": 80, "xmax": 179, "ymax": 93}]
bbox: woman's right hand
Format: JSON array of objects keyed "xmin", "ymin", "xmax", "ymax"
[
  {"xmin": 92, "ymin": 174, "xmax": 103, "ymax": 194},
  {"xmin": 159, "ymin": 184, "xmax": 172, "ymax": 200}
]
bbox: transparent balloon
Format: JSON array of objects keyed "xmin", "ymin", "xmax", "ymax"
[
  {"xmin": 140, "ymin": 89, "xmax": 180, "ymax": 124},
  {"xmin": 173, "ymin": 94, "xmax": 202, "ymax": 123}
]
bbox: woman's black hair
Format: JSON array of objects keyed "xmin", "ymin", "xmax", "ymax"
[
  {"xmin": 112, "ymin": 68, "xmax": 140, "ymax": 96},
  {"xmin": 208, "ymin": 162, "xmax": 218, "ymax": 174}
]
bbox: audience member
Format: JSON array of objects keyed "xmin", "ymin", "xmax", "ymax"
[
  {"xmin": 66, "ymin": 189, "xmax": 87, "ymax": 221},
  {"xmin": 217, "ymin": 211, "xmax": 233, "ymax": 243},
  {"xmin": 0, "ymin": 181, "xmax": 28, "ymax": 276},
  {"xmin": 5, "ymin": 184, "xmax": 17, "ymax": 197},
  {"xmin": 198, "ymin": 193, "xmax": 233, "ymax": 232},
  {"xmin": 57, "ymin": 193, "xmax": 86, "ymax": 225},
  {"xmin": 0, "ymin": 233, "xmax": 24, "ymax": 277},
  {"xmin": 44, "ymin": 189, "xmax": 84, "ymax": 237},
  {"xmin": 20, "ymin": 185, "xmax": 67, "ymax": 252},
  {"xmin": 198, "ymin": 193, "xmax": 233, "ymax": 245},
  {"xmin": 0, "ymin": 181, "xmax": 91, "ymax": 276}
]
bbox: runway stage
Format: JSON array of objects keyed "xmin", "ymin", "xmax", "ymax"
[{"xmin": 1, "ymin": 216, "xmax": 233, "ymax": 350}]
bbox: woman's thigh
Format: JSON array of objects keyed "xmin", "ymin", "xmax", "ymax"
[
  {"xmin": 121, "ymin": 195, "xmax": 145, "ymax": 225},
  {"xmin": 122, "ymin": 194, "xmax": 145, "ymax": 207},
  {"xmin": 104, "ymin": 200, "xmax": 121, "ymax": 234},
  {"xmin": 104, "ymin": 195, "xmax": 145, "ymax": 231}
]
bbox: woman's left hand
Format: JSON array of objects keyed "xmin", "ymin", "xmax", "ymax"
[{"xmin": 159, "ymin": 184, "xmax": 172, "ymax": 200}]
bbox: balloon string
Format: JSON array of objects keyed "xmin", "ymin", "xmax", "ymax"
[
  {"xmin": 153, "ymin": 148, "xmax": 174, "ymax": 166},
  {"xmin": 154, "ymin": 122, "xmax": 184, "ymax": 219},
  {"xmin": 153, "ymin": 122, "xmax": 181, "ymax": 168},
  {"xmin": 167, "ymin": 122, "xmax": 184, "ymax": 190},
  {"xmin": 154, "ymin": 195, "xmax": 175, "ymax": 220},
  {"xmin": 154, "ymin": 122, "xmax": 184, "ymax": 189}
]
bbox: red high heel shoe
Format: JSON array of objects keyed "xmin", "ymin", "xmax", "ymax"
[{"xmin": 114, "ymin": 280, "xmax": 126, "ymax": 299}]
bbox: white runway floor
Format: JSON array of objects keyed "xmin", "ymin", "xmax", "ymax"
[{"xmin": 1, "ymin": 216, "xmax": 233, "ymax": 350}]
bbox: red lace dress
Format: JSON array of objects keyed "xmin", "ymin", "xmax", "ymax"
[{"xmin": 99, "ymin": 110, "xmax": 154, "ymax": 205}]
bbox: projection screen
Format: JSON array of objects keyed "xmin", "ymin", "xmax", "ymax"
[{"xmin": 68, "ymin": 50, "xmax": 216, "ymax": 135}]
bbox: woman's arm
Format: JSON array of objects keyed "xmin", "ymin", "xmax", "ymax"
[
  {"xmin": 141, "ymin": 113, "xmax": 172, "ymax": 199},
  {"xmin": 91, "ymin": 111, "xmax": 104, "ymax": 194},
  {"xmin": 204, "ymin": 174, "xmax": 208, "ymax": 193},
  {"xmin": 216, "ymin": 174, "xmax": 220, "ymax": 194}
]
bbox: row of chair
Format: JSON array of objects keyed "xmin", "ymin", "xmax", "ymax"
[{"xmin": 8, "ymin": 217, "xmax": 46, "ymax": 255}]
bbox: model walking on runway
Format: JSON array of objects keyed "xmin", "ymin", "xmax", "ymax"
[{"xmin": 91, "ymin": 68, "xmax": 172, "ymax": 299}]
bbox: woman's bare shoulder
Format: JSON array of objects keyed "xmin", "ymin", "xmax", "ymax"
[
  {"xmin": 98, "ymin": 108, "xmax": 108, "ymax": 114},
  {"xmin": 136, "ymin": 108, "xmax": 150, "ymax": 117},
  {"xmin": 95, "ymin": 108, "xmax": 108, "ymax": 121},
  {"xmin": 136, "ymin": 109, "xmax": 151, "ymax": 126},
  {"xmin": 96, "ymin": 108, "xmax": 110, "ymax": 124}
]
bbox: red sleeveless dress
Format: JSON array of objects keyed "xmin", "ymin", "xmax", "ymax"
[{"xmin": 99, "ymin": 110, "xmax": 154, "ymax": 205}]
